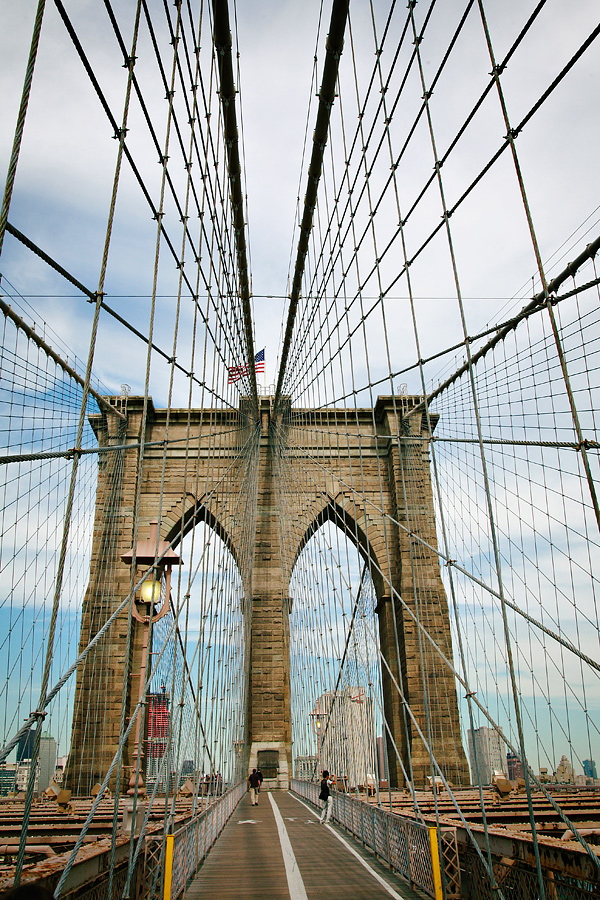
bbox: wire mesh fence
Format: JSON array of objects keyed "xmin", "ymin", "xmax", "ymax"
[
  {"xmin": 143, "ymin": 780, "xmax": 245, "ymax": 900},
  {"xmin": 291, "ymin": 778, "xmax": 460, "ymax": 899},
  {"xmin": 460, "ymin": 843, "xmax": 600, "ymax": 900}
]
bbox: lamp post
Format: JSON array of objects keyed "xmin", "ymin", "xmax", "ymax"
[
  {"xmin": 310, "ymin": 711, "xmax": 323, "ymax": 775},
  {"xmin": 121, "ymin": 520, "xmax": 182, "ymax": 795}
]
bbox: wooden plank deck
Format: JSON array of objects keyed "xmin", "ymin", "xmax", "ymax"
[{"xmin": 184, "ymin": 790, "xmax": 423, "ymax": 900}]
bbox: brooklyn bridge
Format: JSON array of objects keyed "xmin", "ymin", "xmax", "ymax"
[{"xmin": 0, "ymin": 1, "xmax": 599, "ymax": 898}]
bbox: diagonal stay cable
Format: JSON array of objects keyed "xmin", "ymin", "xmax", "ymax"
[
  {"xmin": 0, "ymin": 424, "xmax": 258, "ymax": 766},
  {"xmin": 3, "ymin": 222, "xmax": 235, "ymax": 410},
  {"xmin": 407, "ymin": 232, "xmax": 600, "ymax": 417}
]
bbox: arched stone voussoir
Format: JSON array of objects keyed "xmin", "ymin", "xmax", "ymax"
[
  {"xmin": 159, "ymin": 492, "xmax": 244, "ymax": 571},
  {"xmin": 284, "ymin": 495, "xmax": 388, "ymax": 601}
]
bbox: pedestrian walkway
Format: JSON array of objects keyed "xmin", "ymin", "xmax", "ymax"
[{"xmin": 184, "ymin": 790, "xmax": 422, "ymax": 900}]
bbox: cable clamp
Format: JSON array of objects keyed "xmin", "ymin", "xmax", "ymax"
[
  {"xmin": 465, "ymin": 691, "xmax": 476, "ymax": 699},
  {"xmin": 31, "ymin": 708, "xmax": 48, "ymax": 721},
  {"xmin": 67, "ymin": 447, "xmax": 83, "ymax": 460}
]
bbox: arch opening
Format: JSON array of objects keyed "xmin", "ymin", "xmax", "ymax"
[
  {"xmin": 290, "ymin": 499, "xmax": 386, "ymax": 602},
  {"xmin": 288, "ymin": 518, "xmax": 390, "ymax": 793},
  {"xmin": 148, "ymin": 517, "xmax": 249, "ymax": 792}
]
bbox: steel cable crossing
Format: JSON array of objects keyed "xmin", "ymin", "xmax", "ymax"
[
  {"xmin": 272, "ymin": 1, "xmax": 600, "ymax": 897},
  {"xmin": 0, "ymin": 1, "xmax": 599, "ymax": 899},
  {"xmin": 1, "ymin": 0, "xmax": 257, "ymax": 894}
]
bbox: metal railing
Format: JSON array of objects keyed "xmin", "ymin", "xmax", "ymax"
[
  {"xmin": 290, "ymin": 779, "xmax": 459, "ymax": 899},
  {"xmin": 292, "ymin": 781, "xmax": 600, "ymax": 900},
  {"xmin": 460, "ymin": 843, "xmax": 600, "ymax": 900},
  {"xmin": 144, "ymin": 781, "xmax": 246, "ymax": 900}
]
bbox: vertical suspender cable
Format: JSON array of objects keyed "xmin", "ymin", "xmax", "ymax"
[
  {"xmin": 0, "ymin": 0, "xmax": 47, "ymax": 259},
  {"xmin": 212, "ymin": 0, "xmax": 258, "ymax": 417},
  {"xmin": 273, "ymin": 0, "xmax": 349, "ymax": 419}
]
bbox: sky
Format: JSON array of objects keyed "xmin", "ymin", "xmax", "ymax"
[{"xmin": 1, "ymin": 0, "xmax": 598, "ymax": 401}]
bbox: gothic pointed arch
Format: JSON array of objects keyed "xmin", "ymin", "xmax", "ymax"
[{"xmin": 289, "ymin": 497, "xmax": 387, "ymax": 604}]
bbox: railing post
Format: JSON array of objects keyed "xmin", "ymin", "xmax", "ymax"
[
  {"xmin": 384, "ymin": 810, "xmax": 392, "ymax": 871},
  {"xmin": 163, "ymin": 834, "xmax": 174, "ymax": 900},
  {"xmin": 429, "ymin": 827, "xmax": 444, "ymax": 900},
  {"xmin": 405, "ymin": 820, "xmax": 413, "ymax": 888}
]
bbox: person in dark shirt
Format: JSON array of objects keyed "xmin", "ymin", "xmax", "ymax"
[
  {"xmin": 319, "ymin": 769, "xmax": 334, "ymax": 824},
  {"xmin": 248, "ymin": 768, "xmax": 261, "ymax": 806}
]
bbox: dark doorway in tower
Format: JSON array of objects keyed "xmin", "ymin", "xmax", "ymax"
[{"xmin": 257, "ymin": 749, "xmax": 279, "ymax": 780}]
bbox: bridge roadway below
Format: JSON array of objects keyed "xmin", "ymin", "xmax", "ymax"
[{"xmin": 185, "ymin": 789, "xmax": 422, "ymax": 900}]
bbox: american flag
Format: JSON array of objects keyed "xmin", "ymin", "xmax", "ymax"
[{"xmin": 228, "ymin": 348, "xmax": 265, "ymax": 383}]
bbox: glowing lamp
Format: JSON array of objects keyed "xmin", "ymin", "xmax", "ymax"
[
  {"xmin": 140, "ymin": 576, "xmax": 162, "ymax": 605},
  {"xmin": 121, "ymin": 520, "xmax": 183, "ymax": 623}
]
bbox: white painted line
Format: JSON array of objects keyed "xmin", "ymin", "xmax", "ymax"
[
  {"xmin": 269, "ymin": 792, "xmax": 309, "ymax": 900},
  {"xmin": 289, "ymin": 792, "xmax": 406, "ymax": 900}
]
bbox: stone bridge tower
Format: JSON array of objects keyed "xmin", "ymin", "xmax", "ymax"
[{"xmin": 65, "ymin": 394, "xmax": 468, "ymax": 794}]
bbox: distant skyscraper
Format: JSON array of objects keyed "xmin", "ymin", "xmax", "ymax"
[
  {"xmin": 147, "ymin": 691, "xmax": 170, "ymax": 786},
  {"xmin": 0, "ymin": 765, "xmax": 16, "ymax": 796},
  {"xmin": 294, "ymin": 756, "xmax": 318, "ymax": 780},
  {"xmin": 583, "ymin": 759, "xmax": 597, "ymax": 781},
  {"xmin": 555, "ymin": 755, "xmax": 575, "ymax": 783},
  {"xmin": 376, "ymin": 736, "xmax": 388, "ymax": 782},
  {"xmin": 38, "ymin": 733, "xmax": 57, "ymax": 793},
  {"xmin": 17, "ymin": 729, "xmax": 35, "ymax": 762},
  {"xmin": 468, "ymin": 727, "xmax": 506, "ymax": 784},
  {"xmin": 506, "ymin": 751, "xmax": 524, "ymax": 780},
  {"xmin": 314, "ymin": 687, "xmax": 376, "ymax": 787}
]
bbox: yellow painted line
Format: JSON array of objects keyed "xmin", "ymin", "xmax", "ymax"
[
  {"xmin": 163, "ymin": 833, "xmax": 175, "ymax": 900},
  {"xmin": 428, "ymin": 827, "xmax": 443, "ymax": 900}
]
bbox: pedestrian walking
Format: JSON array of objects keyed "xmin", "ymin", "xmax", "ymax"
[
  {"xmin": 248, "ymin": 768, "xmax": 261, "ymax": 806},
  {"xmin": 319, "ymin": 770, "xmax": 334, "ymax": 824}
]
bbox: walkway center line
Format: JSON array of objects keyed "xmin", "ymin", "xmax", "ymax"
[
  {"xmin": 268, "ymin": 792, "xmax": 309, "ymax": 900},
  {"xmin": 289, "ymin": 793, "xmax": 407, "ymax": 900}
]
